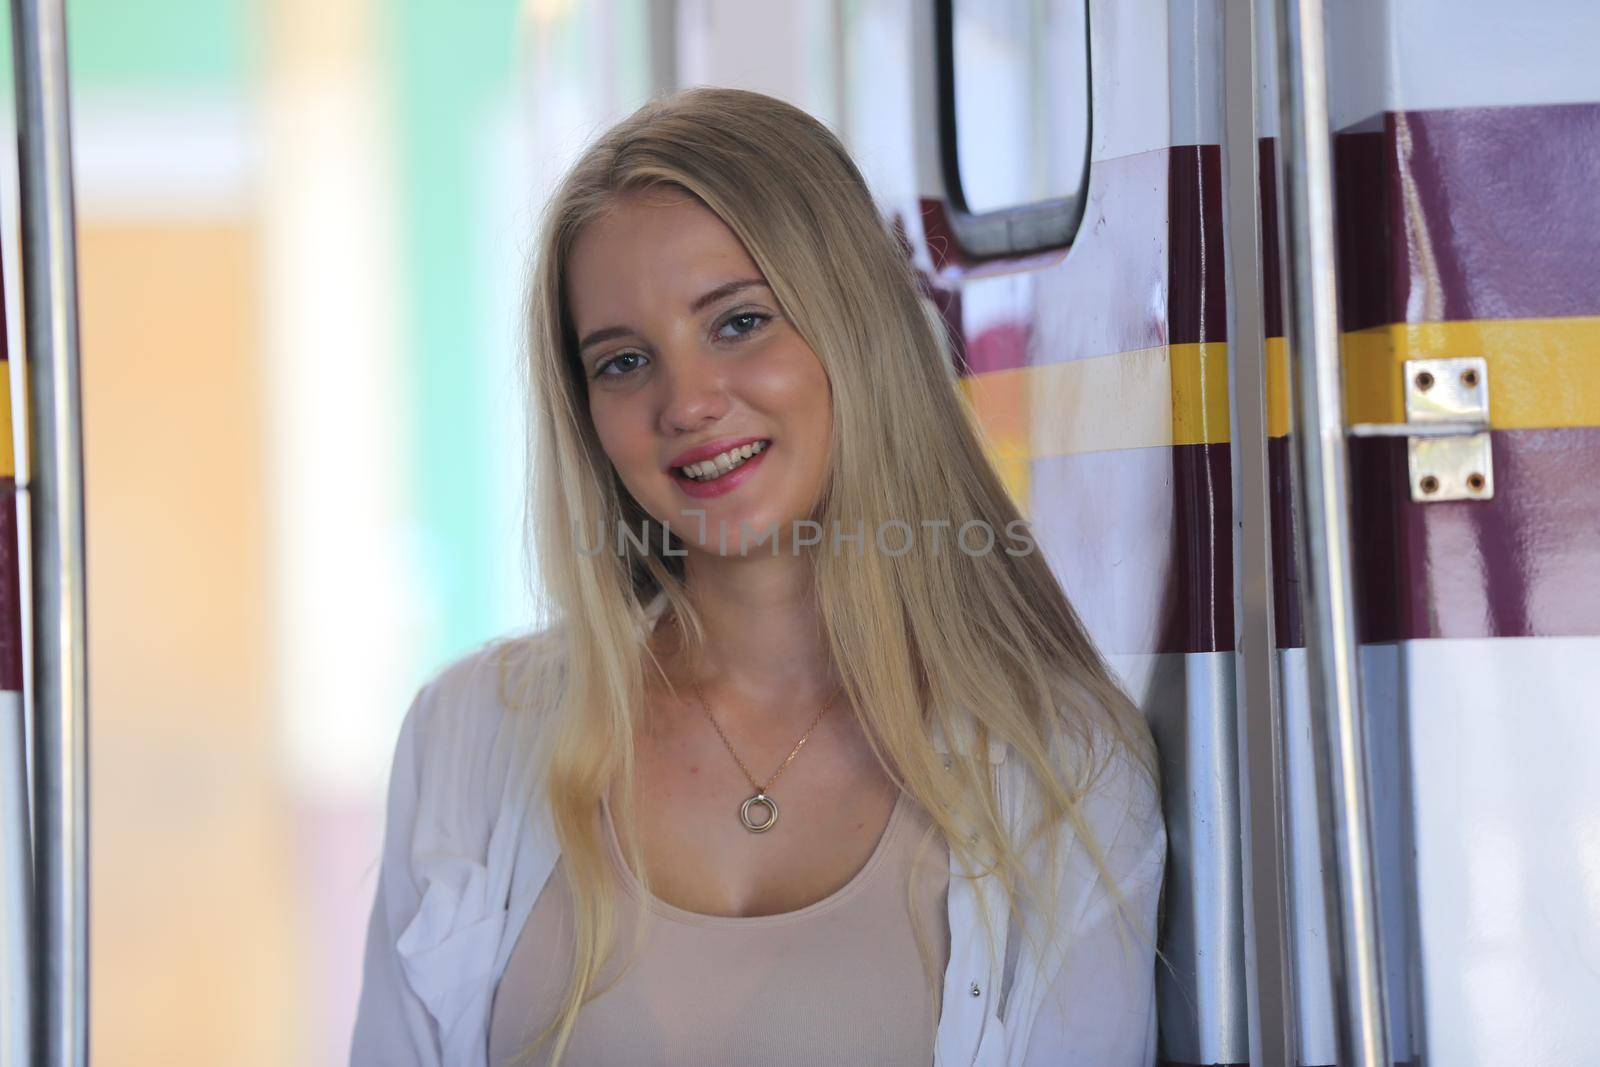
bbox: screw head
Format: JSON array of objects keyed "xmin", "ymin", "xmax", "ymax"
[
  {"xmin": 970, "ymin": 982, "xmax": 982, "ymax": 997},
  {"xmin": 1415, "ymin": 370, "xmax": 1436, "ymax": 392},
  {"xmin": 1461, "ymin": 368, "xmax": 1479, "ymax": 388},
  {"xmin": 1467, "ymin": 472, "xmax": 1486, "ymax": 492},
  {"xmin": 1420, "ymin": 474, "xmax": 1441, "ymax": 495}
]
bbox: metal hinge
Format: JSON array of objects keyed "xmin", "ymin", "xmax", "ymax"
[{"xmin": 1348, "ymin": 356, "xmax": 1493, "ymax": 502}]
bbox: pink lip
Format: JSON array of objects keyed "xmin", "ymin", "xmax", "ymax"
[
  {"xmin": 669, "ymin": 442, "xmax": 770, "ymax": 499},
  {"xmin": 666, "ymin": 436, "xmax": 770, "ymax": 471}
]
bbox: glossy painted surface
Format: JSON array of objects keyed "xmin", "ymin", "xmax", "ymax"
[
  {"xmin": 1336, "ymin": 105, "xmax": 1600, "ymax": 332},
  {"xmin": 1271, "ymin": 425, "xmax": 1600, "ymax": 655},
  {"xmin": 1341, "ymin": 317, "xmax": 1600, "ymax": 431},
  {"xmin": 1167, "ymin": 145, "xmax": 1228, "ymax": 347},
  {"xmin": 1263, "ymin": 437, "xmax": 1304, "ymax": 651},
  {"xmin": 0, "ymin": 488, "xmax": 20, "ymax": 693},
  {"xmin": 1263, "ymin": 103, "xmax": 1600, "ymax": 646},
  {"xmin": 1349, "ymin": 428, "xmax": 1600, "ymax": 641}
]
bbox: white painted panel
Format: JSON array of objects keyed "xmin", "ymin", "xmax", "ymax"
[
  {"xmin": 1326, "ymin": 0, "xmax": 1600, "ymax": 130},
  {"xmin": 1255, "ymin": 0, "xmax": 1281, "ymax": 140},
  {"xmin": 1397, "ymin": 635, "xmax": 1600, "ymax": 1065},
  {"xmin": 1168, "ymin": 0, "xmax": 1226, "ymax": 148},
  {"xmin": 1089, "ymin": 0, "xmax": 1175, "ymax": 160}
]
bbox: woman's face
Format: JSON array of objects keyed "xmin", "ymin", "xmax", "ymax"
[{"xmin": 566, "ymin": 187, "xmax": 833, "ymax": 554}]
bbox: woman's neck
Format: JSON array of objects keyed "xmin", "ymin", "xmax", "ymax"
[{"xmin": 650, "ymin": 559, "xmax": 842, "ymax": 727}]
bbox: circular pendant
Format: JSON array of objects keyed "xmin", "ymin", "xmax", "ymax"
[{"xmin": 739, "ymin": 792, "xmax": 778, "ymax": 833}]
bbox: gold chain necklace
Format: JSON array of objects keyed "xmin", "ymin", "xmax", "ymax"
[{"xmin": 690, "ymin": 678, "xmax": 842, "ymax": 833}]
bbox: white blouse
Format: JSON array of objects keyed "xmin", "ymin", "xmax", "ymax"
[{"xmin": 350, "ymin": 620, "xmax": 1165, "ymax": 1066}]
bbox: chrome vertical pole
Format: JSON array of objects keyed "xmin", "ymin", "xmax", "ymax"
[
  {"xmin": 9, "ymin": 0, "xmax": 89, "ymax": 1062},
  {"xmin": 1223, "ymin": 0, "xmax": 1296, "ymax": 1062},
  {"xmin": 1269, "ymin": 1, "xmax": 1392, "ymax": 1065}
]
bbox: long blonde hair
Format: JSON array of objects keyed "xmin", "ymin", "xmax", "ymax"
[{"xmin": 509, "ymin": 85, "xmax": 1158, "ymax": 1065}]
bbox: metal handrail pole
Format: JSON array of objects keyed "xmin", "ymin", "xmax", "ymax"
[
  {"xmin": 9, "ymin": 0, "xmax": 89, "ymax": 1062},
  {"xmin": 1269, "ymin": 1, "xmax": 1393, "ymax": 1065},
  {"xmin": 1222, "ymin": 0, "xmax": 1296, "ymax": 1062}
]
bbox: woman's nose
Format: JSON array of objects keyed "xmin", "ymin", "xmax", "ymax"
[{"xmin": 657, "ymin": 348, "xmax": 730, "ymax": 432}]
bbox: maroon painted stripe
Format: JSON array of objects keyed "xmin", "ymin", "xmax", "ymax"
[
  {"xmin": 1348, "ymin": 427, "xmax": 1600, "ymax": 642},
  {"xmin": 1268, "ymin": 436, "xmax": 1306, "ymax": 650},
  {"xmin": 0, "ymin": 477, "xmax": 21, "ymax": 692},
  {"xmin": 1336, "ymin": 103, "xmax": 1600, "ymax": 332},
  {"xmin": 1167, "ymin": 144, "xmax": 1228, "ymax": 346},
  {"xmin": 1162, "ymin": 440, "xmax": 1235, "ymax": 655},
  {"xmin": 1268, "ymin": 428, "xmax": 1600, "ymax": 646},
  {"xmin": 1162, "ymin": 1064, "xmax": 1414, "ymax": 1067},
  {"xmin": 1332, "ymin": 125, "xmax": 1390, "ymax": 334},
  {"xmin": 1259, "ymin": 138, "xmax": 1285, "ymax": 341}
]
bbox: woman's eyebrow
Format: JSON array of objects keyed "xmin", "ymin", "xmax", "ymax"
[
  {"xmin": 689, "ymin": 278, "xmax": 768, "ymax": 313},
  {"xmin": 577, "ymin": 325, "xmax": 631, "ymax": 353},
  {"xmin": 576, "ymin": 278, "xmax": 769, "ymax": 354}
]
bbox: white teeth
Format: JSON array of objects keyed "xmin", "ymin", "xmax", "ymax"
[{"xmin": 679, "ymin": 440, "xmax": 768, "ymax": 481}]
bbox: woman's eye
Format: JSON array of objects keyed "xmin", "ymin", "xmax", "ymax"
[
  {"xmin": 594, "ymin": 351, "xmax": 645, "ymax": 379},
  {"xmin": 717, "ymin": 311, "xmax": 770, "ymax": 340}
]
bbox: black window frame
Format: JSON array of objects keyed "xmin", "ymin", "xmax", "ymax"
[{"xmin": 932, "ymin": 0, "xmax": 1094, "ymax": 259}]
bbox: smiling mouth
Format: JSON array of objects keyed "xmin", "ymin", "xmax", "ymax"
[{"xmin": 674, "ymin": 440, "xmax": 770, "ymax": 482}]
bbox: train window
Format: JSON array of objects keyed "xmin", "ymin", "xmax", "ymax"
[{"xmin": 936, "ymin": 0, "xmax": 1091, "ymax": 257}]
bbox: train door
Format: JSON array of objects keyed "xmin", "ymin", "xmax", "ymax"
[
  {"xmin": 843, "ymin": 1, "xmax": 1251, "ymax": 1062},
  {"xmin": 1304, "ymin": 1, "xmax": 1600, "ymax": 1063},
  {"xmin": 836, "ymin": 0, "xmax": 1600, "ymax": 1065}
]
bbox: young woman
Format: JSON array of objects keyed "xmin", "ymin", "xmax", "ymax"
[{"xmin": 351, "ymin": 87, "xmax": 1165, "ymax": 1067}]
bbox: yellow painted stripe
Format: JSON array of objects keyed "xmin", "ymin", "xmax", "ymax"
[
  {"xmin": 1266, "ymin": 337, "xmax": 1290, "ymax": 439},
  {"xmin": 962, "ymin": 315, "xmax": 1600, "ymax": 460},
  {"xmin": 1340, "ymin": 316, "xmax": 1600, "ymax": 432},
  {"xmin": 0, "ymin": 359, "xmax": 13, "ymax": 479},
  {"xmin": 962, "ymin": 342, "xmax": 1232, "ymax": 463},
  {"xmin": 1170, "ymin": 342, "xmax": 1232, "ymax": 446}
]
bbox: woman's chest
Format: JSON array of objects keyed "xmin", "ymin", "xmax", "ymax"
[
  {"xmin": 621, "ymin": 702, "xmax": 904, "ymax": 917},
  {"xmin": 487, "ymin": 797, "xmax": 951, "ymax": 1066}
]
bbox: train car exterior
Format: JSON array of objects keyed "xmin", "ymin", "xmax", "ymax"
[{"xmin": 840, "ymin": 0, "xmax": 1599, "ymax": 1064}]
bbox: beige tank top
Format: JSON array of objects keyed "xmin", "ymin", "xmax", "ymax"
[{"xmin": 487, "ymin": 790, "xmax": 951, "ymax": 1066}]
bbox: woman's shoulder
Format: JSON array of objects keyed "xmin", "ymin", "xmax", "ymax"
[
  {"xmin": 1020, "ymin": 706, "xmax": 1166, "ymax": 925},
  {"xmin": 394, "ymin": 623, "xmax": 572, "ymax": 832},
  {"xmin": 413, "ymin": 622, "xmax": 570, "ymax": 729},
  {"xmin": 357, "ymin": 624, "xmax": 573, "ymax": 1063}
]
